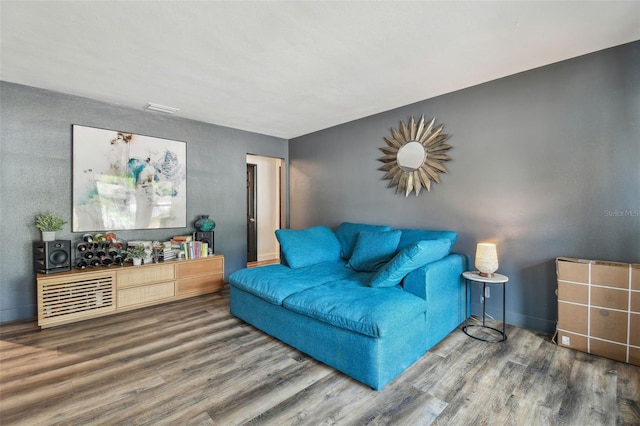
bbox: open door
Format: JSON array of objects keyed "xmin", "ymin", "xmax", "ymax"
[
  {"xmin": 246, "ymin": 163, "xmax": 257, "ymax": 262},
  {"xmin": 246, "ymin": 155, "xmax": 284, "ymax": 267}
]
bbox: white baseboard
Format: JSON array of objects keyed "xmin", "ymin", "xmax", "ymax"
[{"xmin": 257, "ymin": 252, "xmax": 279, "ymax": 262}]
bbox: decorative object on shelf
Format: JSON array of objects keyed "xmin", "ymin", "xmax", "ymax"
[
  {"xmin": 35, "ymin": 212, "xmax": 67, "ymax": 242},
  {"xmin": 72, "ymin": 125, "xmax": 187, "ymax": 232},
  {"xmin": 195, "ymin": 215, "xmax": 216, "ymax": 232},
  {"xmin": 74, "ymin": 232, "xmax": 124, "ymax": 268},
  {"xmin": 378, "ymin": 115, "xmax": 452, "ymax": 197},
  {"xmin": 125, "ymin": 245, "xmax": 147, "ymax": 266},
  {"xmin": 475, "ymin": 243, "xmax": 499, "ymax": 277},
  {"xmin": 151, "ymin": 241, "xmax": 175, "ymax": 262},
  {"xmin": 127, "ymin": 240, "xmax": 154, "ymax": 264}
]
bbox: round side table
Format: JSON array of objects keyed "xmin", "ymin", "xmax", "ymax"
[{"xmin": 462, "ymin": 271, "xmax": 509, "ymax": 343}]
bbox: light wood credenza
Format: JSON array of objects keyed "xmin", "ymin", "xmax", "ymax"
[{"xmin": 36, "ymin": 255, "xmax": 224, "ymax": 328}]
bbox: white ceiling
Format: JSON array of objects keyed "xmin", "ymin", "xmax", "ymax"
[{"xmin": 2, "ymin": 1, "xmax": 639, "ymax": 139}]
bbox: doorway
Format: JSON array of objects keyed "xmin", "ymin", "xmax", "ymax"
[
  {"xmin": 246, "ymin": 163, "xmax": 257, "ymax": 262},
  {"xmin": 246, "ymin": 155, "xmax": 284, "ymax": 267}
]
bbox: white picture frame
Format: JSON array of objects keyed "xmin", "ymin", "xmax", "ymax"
[{"xmin": 72, "ymin": 125, "xmax": 187, "ymax": 232}]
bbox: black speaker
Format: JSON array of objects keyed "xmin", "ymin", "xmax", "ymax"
[
  {"xmin": 194, "ymin": 231, "xmax": 214, "ymax": 254},
  {"xmin": 33, "ymin": 240, "xmax": 71, "ymax": 274}
]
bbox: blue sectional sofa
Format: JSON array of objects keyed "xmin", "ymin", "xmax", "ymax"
[{"xmin": 229, "ymin": 222, "xmax": 468, "ymax": 390}]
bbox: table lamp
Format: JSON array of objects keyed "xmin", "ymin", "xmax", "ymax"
[{"xmin": 475, "ymin": 243, "xmax": 498, "ymax": 277}]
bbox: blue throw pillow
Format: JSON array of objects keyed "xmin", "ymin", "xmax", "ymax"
[
  {"xmin": 347, "ymin": 230, "xmax": 401, "ymax": 272},
  {"xmin": 335, "ymin": 222, "xmax": 392, "ymax": 259},
  {"xmin": 397, "ymin": 229, "xmax": 458, "ymax": 251},
  {"xmin": 275, "ymin": 226, "xmax": 342, "ymax": 269},
  {"xmin": 369, "ymin": 238, "xmax": 452, "ymax": 287}
]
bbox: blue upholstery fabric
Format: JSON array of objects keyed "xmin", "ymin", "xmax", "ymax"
[
  {"xmin": 397, "ymin": 229, "xmax": 458, "ymax": 251},
  {"xmin": 369, "ymin": 239, "xmax": 452, "ymax": 288},
  {"xmin": 403, "ymin": 253, "xmax": 469, "ymax": 349},
  {"xmin": 229, "ymin": 261, "xmax": 356, "ymax": 305},
  {"xmin": 335, "ymin": 222, "xmax": 392, "ymax": 259},
  {"xmin": 283, "ymin": 276, "xmax": 425, "ymax": 338},
  {"xmin": 230, "ymin": 285, "xmax": 427, "ymax": 390},
  {"xmin": 347, "ymin": 230, "xmax": 401, "ymax": 272},
  {"xmin": 275, "ymin": 225, "xmax": 341, "ymax": 268},
  {"xmin": 229, "ymin": 226, "xmax": 467, "ymax": 390}
]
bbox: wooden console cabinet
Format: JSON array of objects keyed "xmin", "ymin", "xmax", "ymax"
[{"xmin": 36, "ymin": 255, "xmax": 224, "ymax": 328}]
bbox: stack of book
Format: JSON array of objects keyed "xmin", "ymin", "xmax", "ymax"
[
  {"xmin": 170, "ymin": 235, "xmax": 192, "ymax": 253},
  {"xmin": 180, "ymin": 241, "xmax": 209, "ymax": 259}
]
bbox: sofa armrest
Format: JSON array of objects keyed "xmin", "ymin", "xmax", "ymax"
[
  {"xmin": 403, "ymin": 252, "xmax": 470, "ymax": 349},
  {"xmin": 403, "ymin": 252, "xmax": 468, "ymax": 299}
]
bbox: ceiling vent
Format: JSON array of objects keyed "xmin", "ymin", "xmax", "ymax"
[{"xmin": 143, "ymin": 103, "xmax": 179, "ymax": 114}]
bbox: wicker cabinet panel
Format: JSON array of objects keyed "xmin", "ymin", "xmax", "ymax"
[
  {"xmin": 37, "ymin": 270, "xmax": 116, "ymax": 328},
  {"xmin": 176, "ymin": 256, "xmax": 224, "ymax": 297},
  {"xmin": 176, "ymin": 257, "xmax": 223, "ymax": 279},
  {"xmin": 177, "ymin": 273, "xmax": 224, "ymax": 296},
  {"xmin": 117, "ymin": 281, "xmax": 175, "ymax": 309},
  {"xmin": 116, "ymin": 264, "xmax": 175, "ymax": 288}
]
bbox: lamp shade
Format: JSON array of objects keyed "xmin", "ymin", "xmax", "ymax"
[{"xmin": 475, "ymin": 243, "xmax": 498, "ymax": 277}]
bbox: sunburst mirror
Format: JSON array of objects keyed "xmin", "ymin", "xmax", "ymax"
[{"xmin": 378, "ymin": 115, "xmax": 452, "ymax": 197}]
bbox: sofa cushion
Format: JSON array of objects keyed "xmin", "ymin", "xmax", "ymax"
[
  {"xmin": 369, "ymin": 239, "xmax": 452, "ymax": 288},
  {"xmin": 283, "ymin": 277, "xmax": 426, "ymax": 338},
  {"xmin": 276, "ymin": 226, "xmax": 342, "ymax": 269},
  {"xmin": 229, "ymin": 261, "xmax": 356, "ymax": 305},
  {"xmin": 397, "ymin": 229, "xmax": 458, "ymax": 251},
  {"xmin": 335, "ymin": 222, "xmax": 392, "ymax": 259},
  {"xmin": 347, "ymin": 230, "xmax": 401, "ymax": 272}
]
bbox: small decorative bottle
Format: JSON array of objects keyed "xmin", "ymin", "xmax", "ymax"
[{"xmin": 195, "ymin": 215, "xmax": 216, "ymax": 232}]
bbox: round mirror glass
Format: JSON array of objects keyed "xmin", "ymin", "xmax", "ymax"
[{"xmin": 397, "ymin": 141, "xmax": 426, "ymax": 171}]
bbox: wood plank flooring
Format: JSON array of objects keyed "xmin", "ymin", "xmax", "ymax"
[{"xmin": 1, "ymin": 287, "xmax": 639, "ymax": 425}]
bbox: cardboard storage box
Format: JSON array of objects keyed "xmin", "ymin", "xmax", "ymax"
[{"xmin": 556, "ymin": 257, "xmax": 640, "ymax": 366}]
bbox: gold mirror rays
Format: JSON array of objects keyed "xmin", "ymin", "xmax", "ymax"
[{"xmin": 377, "ymin": 115, "xmax": 451, "ymax": 197}]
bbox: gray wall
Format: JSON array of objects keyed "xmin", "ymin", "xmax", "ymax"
[
  {"xmin": 289, "ymin": 41, "xmax": 640, "ymax": 333},
  {"xmin": 0, "ymin": 82, "xmax": 288, "ymax": 322}
]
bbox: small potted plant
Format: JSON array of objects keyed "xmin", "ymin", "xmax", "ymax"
[
  {"xmin": 125, "ymin": 245, "xmax": 147, "ymax": 266},
  {"xmin": 35, "ymin": 212, "xmax": 67, "ymax": 241}
]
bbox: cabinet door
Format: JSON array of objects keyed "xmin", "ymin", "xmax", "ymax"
[
  {"xmin": 118, "ymin": 282, "xmax": 175, "ymax": 309},
  {"xmin": 38, "ymin": 271, "xmax": 116, "ymax": 328},
  {"xmin": 116, "ymin": 264, "xmax": 175, "ymax": 288},
  {"xmin": 177, "ymin": 274, "xmax": 224, "ymax": 296},
  {"xmin": 176, "ymin": 257, "xmax": 224, "ymax": 297},
  {"xmin": 176, "ymin": 257, "xmax": 223, "ymax": 279}
]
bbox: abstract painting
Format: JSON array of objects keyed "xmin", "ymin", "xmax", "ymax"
[{"xmin": 72, "ymin": 125, "xmax": 187, "ymax": 232}]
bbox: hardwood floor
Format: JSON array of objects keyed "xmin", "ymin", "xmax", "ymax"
[{"xmin": 1, "ymin": 288, "xmax": 639, "ymax": 425}]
